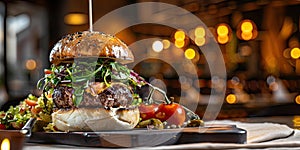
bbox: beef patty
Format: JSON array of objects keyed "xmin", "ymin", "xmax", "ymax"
[{"xmin": 52, "ymin": 82, "xmax": 133, "ymax": 109}]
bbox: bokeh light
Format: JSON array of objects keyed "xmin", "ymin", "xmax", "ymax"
[
  {"xmin": 241, "ymin": 21, "xmax": 253, "ymax": 33},
  {"xmin": 184, "ymin": 48, "xmax": 196, "ymax": 59},
  {"xmin": 25, "ymin": 59, "xmax": 37, "ymax": 71},
  {"xmin": 241, "ymin": 32, "xmax": 253, "ymax": 41},
  {"xmin": 195, "ymin": 26, "xmax": 205, "ymax": 37},
  {"xmin": 1, "ymin": 138, "xmax": 10, "ymax": 150},
  {"xmin": 174, "ymin": 30, "xmax": 185, "ymax": 41},
  {"xmin": 162, "ymin": 39, "xmax": 170, "ymax": 49},
  {"xmin": 64, "ymin": 13, "xmax": 88, "ymax": 25},
  {"xmin": 152, "ymin": 40, "xmax": 164, "ymax": 52},
  {"xmin": 175, "ymin": 40, "xmax": 185, "ymax": 48},
  {"xmin": 217, "ymin": 35, "xmax": 229, "ymax": 44},
  {"xmin": 195, "ymin": 37, "xmax": 205, "ymax": 46},
  {"xmin": 295, "ymin": 95, "xmax": 300, "ymax": 104},
  {"xmin": 290, "ymin": 47, "xmax": 300, "ymax": 59},
  {"xmin": 217, "ymin": 24, "xmax": 229, "ymax": 36},
  {"xmin": 226, "ymin": 94, "xmax": 237, "ymax": 104},
  {"xmin": 293, "ymin": 116, "xmax": 300, "ymax": 129},
  {"xmin": 216, "ymin": 23, "xmax": 231, "ymax": 44},
  {"xmin": 237, "ymin": 19, "xmax": 257, "ymax": 40}
]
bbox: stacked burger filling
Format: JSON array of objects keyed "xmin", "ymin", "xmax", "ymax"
[{"xmin": 37, "ymin": 31, "xmax": 147, "ymax": 131}]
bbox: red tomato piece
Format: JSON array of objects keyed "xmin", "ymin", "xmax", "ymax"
[
  {"xmin": 155, "ymin": 103, "xmax": 186, "ymax": 126},
  {"xmin": 44, "ymin": 69, "xmax": 53, "ymax": 74},
  {"xmin": 25, "ymin": 99, "xmax": 37, "ymax": 106},
  {"xmin": 0, "ymin": 124, "xmax": 6, "ymax": 130},
  {"xmin": 19, "ymin": 107, "xmax": 25, "ymax": 115},
  {"xmin": 138, "ymin": 103, "xmax": 159, "ymax": 121},
  {"xmin": 31, "ymin": 107, "xmax": 42, "ymax": 115}
]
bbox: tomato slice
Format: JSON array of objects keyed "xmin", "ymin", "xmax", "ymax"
[
  {"xmin": 138, "ymin": 103, "xmax": 159, "ymax": 121},
  {"xmin": 31, "ymin": 107, "xmax": 42, "ymax": 115},
  {"xmin": 0, "ymin": 124, "xmax": 6, "ymax": 130},
  {"xmin": 155, "ymin": 103, "xmax": 186, "ymax": 126},
  {"xmin": 44, "ymin": 69, "xmax": 53, "ymax": 74},
  {"xmin": 138, "ymin": 102, "xmax": 187, "ymax": 126},
  {"xmin": 25, "ymin": 99, "xmax": 37, "ymax": 106}
]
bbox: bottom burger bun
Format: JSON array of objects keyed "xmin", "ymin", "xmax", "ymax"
[{"xmin": 52, "ymin": 107, "xmax": 140, "ymax": 131}]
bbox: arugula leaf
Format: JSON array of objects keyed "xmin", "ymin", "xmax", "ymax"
[
  {"xmin": 38, "ymin": 58, "xmax": 149, "ymax": 107},
  {"xmin": 73, "ymin": 86, "xmax": 84, "ymax": 106}
]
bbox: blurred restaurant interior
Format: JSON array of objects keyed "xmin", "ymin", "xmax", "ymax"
[{"xmin": 1, "ymin": 0, "xmax": 300, "ymax": 123}]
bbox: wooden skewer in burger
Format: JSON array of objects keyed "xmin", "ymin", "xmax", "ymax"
[{"xmin": 41, "ymin": 31, "xmax": 145, "ymax": 131}]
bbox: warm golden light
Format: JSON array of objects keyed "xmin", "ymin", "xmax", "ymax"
[
  {"xmin": 1, "ymin": 138, "xmax": 10, "ymax": 150},
  {"xmin": 241, "ymin": 21, "xmax": 253, "ymax": 33},
  {"xmin": 295, "ymin": 95, "xmax": 300, "ymax": 104},
  {"xmin": 195, "ymin": 37, "xmax": 205, "ymax": 46},
  {"xmin": 64, "ymin": 13, "xmax": 88, "ymax": 25},
  {"xmin": 152, "ymin": 40, "xmax": 164, "ymax": 52},
  {"xmin": 217, "ymin": 35, "xmax": 229, "ymax": 44},
  {"xmin": 25, "ymin": 59, "xmax": 37, "ymax": 71},
  {"xmin": 162, "ymin": 39, "xmax": 170, "ymax": 49},
  {"xmin": 175, "ymin": 40, "xmax": 185, "ymax": 48},
  {"xmin": 184, "ymin": 48, "xmax": 196, "ymax": 59},
  {"xmin": 290, "ymin": 47, "xmax": 300, "ymax": 59},
  {"xmin": 195, "ymin": 26, "xmax": 205, "ymax": 37},
  {"xmin": 293, "ymin": 116, "xmax": 300, "ymax": 129},
  {"xmin": 293, "ymin": 116, "xmax": 300, "ymax": 123},
  {"xmin": 174, "ymin": 30, "xmax": 185, "ymax": 41},
  {"xmin": 237, "ymin": 19, "xmax": 257, "ymax": 41},
  {"xmin": 241, "ymin": 32, "xmax": 253, "ymax": 41},
  {"xmin": 217, "ymin": 24, "xmax": 229, "ymax": 36},
  {"xmin": 226, "ymin": 94, "xmax": 237, "ymax": 104}
]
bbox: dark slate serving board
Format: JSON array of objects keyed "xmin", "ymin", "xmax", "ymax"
[{"xmin": 26, "ymin": 125, "xmax": 247, "ymax": 147}]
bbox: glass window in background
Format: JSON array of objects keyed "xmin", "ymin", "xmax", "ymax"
[{"xmin": 2, "ymin": 1, "xmax": 49, "ymax": 109}]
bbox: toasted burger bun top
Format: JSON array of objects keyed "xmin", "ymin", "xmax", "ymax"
[{"xmin": 49, "ymin": 31, "xmax": 134, "ymax": 65}]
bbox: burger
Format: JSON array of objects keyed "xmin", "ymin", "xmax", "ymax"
[{"xmin": 39, "ymin": 31, "xmax": 146, "ymax": 131}]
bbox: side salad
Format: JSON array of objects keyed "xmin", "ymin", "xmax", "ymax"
[{"xmin": 0, "ymin": 92, "xmax": 53, "ymax": 130}]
